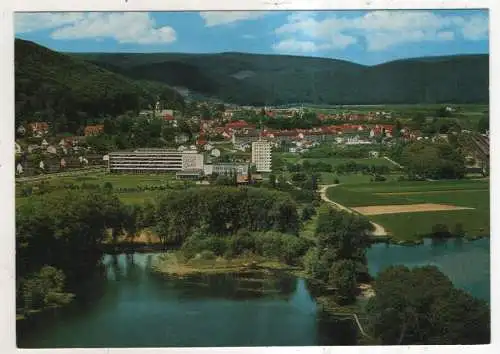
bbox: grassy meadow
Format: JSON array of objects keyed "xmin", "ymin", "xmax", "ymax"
[{"xmin": 325, "ymin": 179, "xmax": 490, "ymax": 241}]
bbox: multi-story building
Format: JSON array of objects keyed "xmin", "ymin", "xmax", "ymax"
[
  {"xmin": 251, "ymin": 141, "xmax": 272, "ymax": 172},
  {"xmin": 108, "ymin": 149, "xmax": 204, "ymax": 173},
  {"xmin": 204, "ymin": 163, "xmax": 249, "ymax": 176}
]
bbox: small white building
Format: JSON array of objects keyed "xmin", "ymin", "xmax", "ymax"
[
  {"xmin": 16, "ymin": 163, "xmax": 24, "ymax": 175},
  {"xmin": 211, "ymin": 148, "xmax": 221, "ymax": 157},
  {"xmin": 47, "ymin": 145, "xmax": 58, "ymax": 154},
  {"xmin": 39, "ymin": 161, "xmax": 45, "ymax": 170},
  {"xmin": 204, "ymin": 143, "xmax": 214, "ymax": 151},
  {"xmin": 17, "ymin": 126, "xmax": 26, "ymax": 135},
  {"xmin": 41, "ymin": 139, "xmax": 49, "ymax": 148},
  {"xmin": 15, "ymin": 142, "xmax": 22, "ymax": 154}
]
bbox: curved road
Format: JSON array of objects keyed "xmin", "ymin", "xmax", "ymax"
[{"xmin": 319, "ymin": 184, "xmax": 388, "ymax": 237}]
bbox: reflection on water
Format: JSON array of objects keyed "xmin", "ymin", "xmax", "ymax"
[
  {"xmin": 18, "ymin": 252, "xmax": 353, "ymax": 348},
  {"xmin": 367, "ymin": 237, "xmax": 490, "ymax": 301},
  {"xmin": 18, "ymin": 238, "xmax": 490, "ymax": 348}
]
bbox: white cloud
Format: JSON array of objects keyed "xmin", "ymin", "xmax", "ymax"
[
  {"xmin": 437, "ymin": 31, "xmax": 455, "ymax": 41},
  {"xmin": 273, "ymin": 10, "xmax": 488, "ymax": 53},
  {"xmin": 15, "ymin": 12, "xmax": 86, "ymax": 33},
  {"xmin": 15, "ymin": 12, "xmax": 176, "ymax": 45},
  {"xmin": 199, "ymin": 11, "xmax": 268, "ymax": 27},
  {"xmin": 51, "ymin": 13, "xmax": 176, "ymax": 44},
  {"xmin": 461, "ymin": 15, "xmax": 488, "ymax": 40},
  {"xmin": 273, "ymin": 39, "xmax": 332, "ymax": 53}
]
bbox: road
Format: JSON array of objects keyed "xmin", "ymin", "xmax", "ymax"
[{"xmin": 318, "ymin": 184, "xmax": 388, "ymax": 237}]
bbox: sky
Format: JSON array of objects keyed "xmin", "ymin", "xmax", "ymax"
[{"xmin": 14, "ymin": 10, "xmax": 489, "ymax": 65}]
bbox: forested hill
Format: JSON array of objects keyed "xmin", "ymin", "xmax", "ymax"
[
  {"xmin": 15, "ymin": 39, "xmax": 185, "ymax": 133},
  {"xmin": 71, "ymin": 51, "xmax": 489, "ymax": 106}
]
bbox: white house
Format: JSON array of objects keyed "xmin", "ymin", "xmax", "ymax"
[
  {"xmin": 41, "ymin": 139, "xmax": 49, "ymax": 148},
  {"xmin": 204, "ymin": 143, "xmax": 214, "ymax": 151},
  {"xmin": 210, "ymin": 148, "xmax": 221, "ymax": 157},
  {"xmin": 177, "ymin": 145, "xmax": 187, "ymax": 152},
  {"xmin": 16, "ymin": 163, "xmax": 24, "ymax": 175},
  {"xmin": 47, "ymin": 145, "xmax": 57, "ymax": 154},
  {"xmin": 17, "ymin": 126, "xmax": 26, "ymax": 135},
  {"xmin": 15, "ymin": 142, "xmax": 22, "ymax": 154},
  {"xmin": 39, "ymin": 161, "xmax": 45, "ymax": 170}
]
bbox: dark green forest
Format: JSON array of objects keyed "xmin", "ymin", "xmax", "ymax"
[
  {"xmin": 15, "ymin": 39, "xmax": 185, "ymax": 132},
  {"xmin": 71, "ymin": 51, "xmax": 489, "ymax": 106}
]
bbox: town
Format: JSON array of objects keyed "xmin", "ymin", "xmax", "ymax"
[
  {"xmin": 14, "ymin": 102, "xmax": 489, "ymax": 181},
  {"xmin": 13, "ymin": 9, "xmax": 490, "ymax": 350}
]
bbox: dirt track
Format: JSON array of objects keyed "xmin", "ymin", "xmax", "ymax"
[
  {"xmin": 352, "ymin": 203, "xmax": 474, "ymax": 216},
  {"xmin": 319, "ymin": 184, "xmax": 388, "ymax": 237}
]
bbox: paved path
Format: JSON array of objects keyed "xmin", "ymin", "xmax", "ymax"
[
  {"xmin": 319, "ymin": 184, "xmax": 388, "ymax": 237},
  {"xmin": 383, "ymin": 156, "xmax": 403, "ymax": 169}
]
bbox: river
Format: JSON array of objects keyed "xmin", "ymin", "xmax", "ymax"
[{"xmin": 17, "ymin": 238, "xmax": 489, "ymax": 348}]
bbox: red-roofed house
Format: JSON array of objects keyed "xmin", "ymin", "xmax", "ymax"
[
  {"xmin": 29, "ymin": 122, "xmax": 49, "ymax": 137},
  {"xmin": 84, "ymin": 124, "xmax": 104, "ymax": 137},
  {"xmin": 225, "ymin": 120, "xmax": 250, "ymax": 130}
]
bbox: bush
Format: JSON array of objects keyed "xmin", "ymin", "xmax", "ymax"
[
  {"xmin": 281, "ymin": 236, "xmax": 310, "ymax": 265},
  {"xmin": 229, "ymin": 232, "xmax": 256, "ymax": 256},
  {"xmin": 254, "ymin": 232, "xmax": 283, "ymax": 258},
  {"xmin": 333, "ymin": 178, "xmax": 340, "ymax": 184},
  {"xmin": 453, "ymin": 223, "xmax": 466, "ymax": 238},
  {"xmin": 431, "ymin": 223, "xmax": 451, "ymax": 238},
  {"xmin": 301, "ymin": 204, "xmax": 316, "ymax": 221},
  {"xmin": 198, "ymin": 250, "xmax": 216, "ymax": 260}
]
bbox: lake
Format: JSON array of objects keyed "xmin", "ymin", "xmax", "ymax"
[{"xmin": 17, "ymin": 238, "xmax": 490, "ymax": 348}]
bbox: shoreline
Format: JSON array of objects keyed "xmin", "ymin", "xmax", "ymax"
[{"xmin": 150, "ymin": 252, "xmax": 300, "ymax": 277}]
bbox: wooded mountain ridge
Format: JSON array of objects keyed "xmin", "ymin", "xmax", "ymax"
[{"xmin": 71, "ymin": 50, "xmax": 489, "ymax": 106}]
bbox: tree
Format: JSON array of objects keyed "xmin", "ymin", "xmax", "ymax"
[
  {"xmin": 477, "ymin": 115, "xmax": 489, "ymax": 133},
  {"xmin": 366, "ymin": 265, "xmax": 490, "ymax": 345},
  {"xmin": 301, "ymin": 204, "xmax": 316, "ymax": 221},
  {"xmin": 412, "ymin": 113, "xmax": 426, "ymax": 128},
  {"xmin": 328, "ymin": 260, "xmax": 358, "ymax": 305}
]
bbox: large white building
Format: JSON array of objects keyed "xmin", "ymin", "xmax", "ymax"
[
  {"xmin": 108, "ymin": 149, "xmax": 204, "ymax": 173},
  {"xmin": 251, "ymin": 141, "xmax": 272, "ymax": 172},
  {"xmin": 203, "ymin": 163, "xmax": 249, "ymax": 176}
]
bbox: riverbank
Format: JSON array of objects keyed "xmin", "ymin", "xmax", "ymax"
[
  {"xmin": 16, "ymin": 293, "xmax": 75, "ymax": 322},
  {"xmin": 151, "ymin": 252, "xmax": 302, "ymax": 277}
]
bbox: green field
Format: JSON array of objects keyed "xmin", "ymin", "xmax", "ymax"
[
  {"xmin": 326, "ymin": 179, "xmax": 490, "ymax": 241},
  {"xmin": 16, "ymin": 173, "xmax": 185, "ymax": 207},
  {"xmin": 286, "ymin": 156, "xmax": 396, "ymax": 167}
]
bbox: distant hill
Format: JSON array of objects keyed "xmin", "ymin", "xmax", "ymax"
[
  {"xmin": 70, "ymin": 51, "xmax": 489, "ymax": 106},
  {"xmin": 15, "ymin": 39, "xmax": 184, "ymax": 133}
]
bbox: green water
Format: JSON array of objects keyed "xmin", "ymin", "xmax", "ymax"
[{"xmin": 17, "ymin": 238, "xmax": 489, "ymax": 347}]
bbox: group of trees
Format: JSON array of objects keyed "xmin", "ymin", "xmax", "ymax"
[
  {"xmin": 16, "ymin": 190, "xmax": 134, "ymax": 313},
  {"xmin": 366, "ymin": 265, "xmax": 490, "ymax": 345},
  {"xmin": 400, "ymin": 141, "xmax": 466, "ymax": 180},
  {"xmin": 304, "ymin": 208, "xmax": 374, "ymax": 305},
  {"xmin": 85, "ymin": 114, "xmax": 198, "ymax": 153},
  {"xmin": 181, "ymin": 229, "xmax": 311, "ymax": 265}
]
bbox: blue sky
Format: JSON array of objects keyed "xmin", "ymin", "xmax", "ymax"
[{"xmin": 14, "ymin": 10, "xmax": 488, "ymax": 65}]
